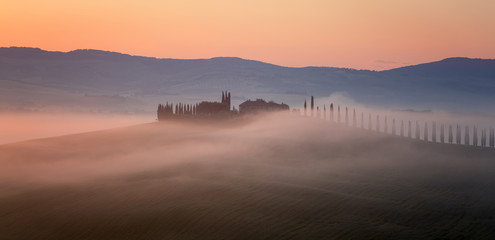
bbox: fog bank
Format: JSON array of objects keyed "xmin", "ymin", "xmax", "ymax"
[{"xmin": 1, "ymin": 112, "xmax": 495, "ymax": 239}]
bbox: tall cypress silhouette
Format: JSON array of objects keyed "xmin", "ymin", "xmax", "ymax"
[
  {"xmin": 473, "ymin": 126, "xmax": 478, "ymax": 147},
  {"xmin": 400, "ymin": 120, "xmax": 404, "ymax": 137},
  {"xmin": 352, "ymin": 109, "xmax": 357, "ymax": 128},
  {"xmin": 449, "ymin": 125, "xmax": 453, "ymax": 144},
  {"xmin": 384, "ymin": 116, "xmax": 388, "ymax": 134},
  {"xmin": 368, "ymin": 113, "xmax": 372, "ymax": 130},
  {"xmin": 376, "ymin": 115, "xmax": 380, "ymax": 132},
  {"xmin": 424, "ymin": 122, "xmax": 428, "ymax": 142},
  {"xmin": 490, "ymin": 129, "xmax": 495, "ymax": 148},
  {"xmin": 338, "ymin": 105, "xmax": 341, "ymax": 123},
  {"xmin": 345, "ymin": 107, "xmax": 349, "ymax": 125},
  {"xmin": 311, "ymin": 96, "xmax": 314, "ymax": 117},
  {"xmin": 481, "ymin": 129, "xmax": 486, "ymax": 147},
  {"xmin": 304, "ymin": 99, "xmax": 307, "ymax": 116},
  {"xmin": 432, "ymin": 122, "xmax": 436, "ymax": 142},
  {"xmin": 330, "ymin": 103, "xmax": 334, "ymax": 122},
  {"xmin": 464, "ymin": 126, "xmax": 470, "ymax": 145},
  {"xmin": 408, "ymin": 120, "xmax": 412, "ymax": 138},
  {"xmin": 440, "ymin": 124, "xmax": 445, "ymax": 143},
  {"xmin": 455, "ymin": 125, "xmax": 461, "ymax": 144},
  {"xmin": 392, "ymin": 119, "xmax": 396, "ymax": 135},
  {"xmin": 323, "ymin": 105, "xmax": 326, "ymax": 120},
  {"xmin": 415, "ymin": 121, "xmax": 420, "ymax": 139}
]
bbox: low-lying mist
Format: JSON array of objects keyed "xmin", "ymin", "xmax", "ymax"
[
  {"xmin": 0, "ymin": 112, "xmax": 151, "ymax": 145},
  {"xmin": 1, "ymin": 112, "xmax": 494, "ymax": 239}
]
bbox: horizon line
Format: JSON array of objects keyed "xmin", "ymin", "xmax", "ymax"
[{"xmin": 1, "ymin": 45, "xmax": 493, "ymax": 72}]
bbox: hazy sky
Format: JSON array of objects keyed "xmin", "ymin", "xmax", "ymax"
[{"xmin": 1, "ymin": 0, "xmax": 494, "ymax": 70}]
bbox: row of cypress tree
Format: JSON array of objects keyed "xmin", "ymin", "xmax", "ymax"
[{"xmin": 303, "ymin": 97, "xmax": 495, "ymax": 148}]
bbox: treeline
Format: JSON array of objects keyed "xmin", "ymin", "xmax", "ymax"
[
  {"xmin": 302, "ymin": 96, "xmax": 495, "ymax": 148},
  {"xmin": 157, "ymin": 102, "xmax": 197, "ymax": 121}
]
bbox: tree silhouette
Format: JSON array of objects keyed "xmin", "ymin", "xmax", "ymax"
[
  {"xmin": 304, "ymin": 99, "xmax": 307, "ymax": 116},
  {"xmin": 345, "ymin": 107, "xmax": 349, "ymax": 126},
  {"xmin": 311, "ymin": 96, "xmax": 314, "ymax": 117},
  {"xmin": 330, "ymin": 103, "xmax": 334, "ymax": 122},
  {"xmin": 424, "ymin": 122, "xmax": 428, "ymax": 142},
  {"xmin": 376, "ymin": 115, "xmax": 380, "ymax": 132},
  {"xmin": 456, "ymin": 125, "xmax": 461, "ymax": 144},
  {"xmin": 338, "ymin": 105, "xmax": 341, "ymax": 123},
  {"xmin": 392, "ymin": 119, "xmax": 396, "ymax": 135},
  {"xmin": 400, "ymin": 120, "xmax": 404, "ymax": 137},
  {"xmin": 481, "ymin": 129, "xmax": 486, "ymax": 147},
  {"xmin": 473, "ymin": 126, "xmax": 478, "ymax": 147},
  {"xmin": 408, "ymin": 120, "xmax": 412, "ymax": 138},
  {"xmin": 415, "ymin": 121, "xmax": 420, "ymax": 139},
  {"xmin": 464, "ymin": 126, "xmax": 470, "ymax": 145},
  {"xmin": 384, "ymin": 116, "xmax": 388, "ymax": 134},
  {"xmin": 440, "ymin": 124, "xmax": 445, "ymax": 143},
  {"xmin": 324, "ymin": 106, "xmax": 327, "ymax": 120},
  {"xmin": 368, "ymin": 113, "xmax": 372, "ymax": 130},
  {"xmin": 449, "ymin": 125, "xmax": 453, "ymax": 144},
  {"xmin": 432, "ymin": 121, "xmax": 436, "ymax": 142},
  {"xmin": 352, "ymin": 109, "xmax": 356, "ymax": 128},
  {"xmin": 490, "ymin": 129, "xmax": 495, "ymax": 148}
]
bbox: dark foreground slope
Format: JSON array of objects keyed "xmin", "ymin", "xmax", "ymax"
[{"xmin": 1, "ymin": 113, "xmax": 495, "ymax": 239}]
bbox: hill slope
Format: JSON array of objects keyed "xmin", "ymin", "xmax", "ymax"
[
  {"xmin": 1, "ymin": 114, "xmax": 495, "ymax": 239},
  {"xmin": 1, "ymin": 47, "xmax": 494, "ymax": 113}
]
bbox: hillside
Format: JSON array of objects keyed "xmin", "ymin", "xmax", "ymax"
[
  {"xmin": 1, "ymin": 47, "xmax": 495, "ymax": 113},
  {"xmin": 1, "ymin": 113, "xmax": 495, "ymax": 239}
]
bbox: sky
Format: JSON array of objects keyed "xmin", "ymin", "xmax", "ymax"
[{"xmin": 1, "ymin": 0, "xmax": 494, "ymax": 70}]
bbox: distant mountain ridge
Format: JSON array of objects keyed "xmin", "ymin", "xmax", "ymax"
[{"xmin": 1, "ymin": 47, "xmax": 494, "ymax": 113}]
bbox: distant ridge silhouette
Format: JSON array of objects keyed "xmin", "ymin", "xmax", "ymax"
[{"xmin": 1, "ymin": 47, "xmax": 494, "ymax": 113}]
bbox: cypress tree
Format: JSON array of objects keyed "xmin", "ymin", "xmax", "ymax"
[
  {"xmin": 345, "ymin": 107, "xmax": 349, "ymax": 125},
  {"xmin": 384, "ymin": 116, "xmax": 388, "ymax": 134},
  {"xmin": 376, "ymin": 115, "xmax": 380, "ymax": 132},
  {"xmin": 424, "ymin": 122, "xmax": 428, "ymax": 142},
  {"xmin": 432, "ymin": 122, "xmax": 436, "ymax": 142},
  {"xmin": 415, "ymin": 121, "xmax": 420, "ymax": 139},
  {"xmin": 330, "ymin": 103, "xmax": 334, "ymax": 122},
  {"xmin": 408, "ymin": 120, "xmax": 412, "ymax": 138},
  {"xmin": 491, "ymin": 129, "xmax": 495, "ymax": 148},
  {"xmin": 455, "ymin": 125, "xmax": 461, "ymax": 144},
  {"xmin": 440, "ymin": 124, "xmax": 445, "ymax": 143},
  {"xmin": 473, "ymin": 126, "xmax": 478, "ymax": 147},
  {"xmin": 449, "ymin": 125, "xmax": 453, "ymax": 144},
  {"xmin": 352, "ymin": 109, "xmax": 357, "ymax": 128},
  {"xmin": 311, "ymin": 96, "xmax": 314, "ymax": 117},
  {"xmin": 481, "ymin": 129, "xmax": 486, "ymax": 147},
  {"xmin": 482, "ymin": 129, "xmax": 486, "ymax": 147},
  {"xmin": 400, "ymin": 120, "xmax": 404, "ymax": 137},
  {"xmin": 304, "ymin": 99, "xmax": 307, "ymax": 116},
  {"xmin": 465, "ymin": 126, "xmax": 470, "ymax": 145},
  {"xmin": 392, "ymin": 119, "xmax": 396, "ymax": 135},
  {"xmin": 323, "ymin": 105, "xmax": 326, "ymax": 120},
  {"xmin": 368, "ymin": 113, "xmax": 372, "ymax": 130},
  {"xmin": 338, "ymin": 105, "xmax": 341, "ymax": 123},
  {"xmin": 157, "ymin": 104, "xmax": 162, "ymax": 121}
]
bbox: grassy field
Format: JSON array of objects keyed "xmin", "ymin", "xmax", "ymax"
[{"xmin": 1, "ymin": 113, "xmax": 494, "ymax": 239}]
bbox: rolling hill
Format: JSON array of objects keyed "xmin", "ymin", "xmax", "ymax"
[
  {"xmin": 1, "ymin": 47, "xmax": 494, "ymax": 113},
  {"xmin": 1, "ymin": 113, "xmax": 494, "ymax": 239}
]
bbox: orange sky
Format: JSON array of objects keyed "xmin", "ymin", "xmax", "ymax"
[{"xmin": 1, "ymin": 0, "xmax": 494, "ymax": 70}]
